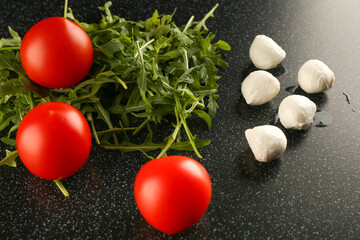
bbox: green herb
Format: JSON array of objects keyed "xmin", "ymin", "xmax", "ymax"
[
  {"xmin": 0, "ymin": 150, "xmax": 18, "ymax": 167},
  {"xmin": 0, "ymin": 2, "xmax": 230, "ymax": 166}
]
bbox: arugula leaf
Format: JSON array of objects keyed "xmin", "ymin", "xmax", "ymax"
[
  {"xmin": 1, "ymin": 136, "xmax": 16, "ymax": 146},
  {"xmin": 0, "ymin": 150, "xmax": 18, "ymax": 167},
  {"xmin": 0, "ymin": 26, "xmax": 21, "ymax": 48},
  {"xmin": 193, "ymin": 109, "xmax": 212, "ymax": 128},
  {"xmin": 0, "ymin": 2, "xmax": 230, "ymax": 164},
  {"xmin": 214, "ymin": 40, "xmax": 231, "ymax": 51}
]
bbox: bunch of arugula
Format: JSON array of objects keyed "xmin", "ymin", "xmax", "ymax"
[{"xmin": 0, "ymin": 1, "xmax": 230, "ymax": 168}]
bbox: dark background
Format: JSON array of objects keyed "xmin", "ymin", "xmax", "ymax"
[{"xmin": 1, "ymin": 0, "xmax": 359, "ymax": 239}]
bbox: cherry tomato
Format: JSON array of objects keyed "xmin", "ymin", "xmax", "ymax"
[
  {"xmin": 16, "ymin": 102, "xmax": 91, "ymax": 180},
  {"xmin": 20, "ymin": 17, "xmax": 93, "ymax": 89},
  {"xmin": 134, "ymin": 155, "xmax": 212, "ymax": 234}
]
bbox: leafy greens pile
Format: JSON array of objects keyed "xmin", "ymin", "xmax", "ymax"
[{"xmin": 0, "ymin": 2, "xmax": 230, "ymax": 166}]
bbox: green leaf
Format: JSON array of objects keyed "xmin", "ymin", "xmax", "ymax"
[
  {"xmin": 1, "ymin": 136, "xmax": 16, "ymax": 146},
  {"xmin": 0, "ymin": 2, "xmax": 230, "ymax": 161},
  {"xmin": 173, "ymin": 27, "xmax": 193, "ymax": 45},
  {"xmin": 136, "ymin": 41, "xmax": 152, "ymax": 108},
  {"xmin": 207, "ymin": 94, "xmax": 219, "ymax": 119},
  {"xmin": 213, "ymin": 40, "xmax": 231, "ymax": 51},
  {"xmin": 158, "ymin": 50, "xmax": 181, "ymax": 61},
  {"xmin": 171, "ymin": 138, "xmax": 211, "ymax": 151},
  {"xmin": 216, "ymin": 58, "xmax": 229, "ymax": 68},
  {"xmin": 99, "ymin": 1, "xmax": 114, "ymax": 24},
  {"xmin": 193, "ymin": 109, "xmax": 211, "ymax": 128},
  {"xmin": 195, "ymin": 4, "xmax": 219, "ymax": 31},
  {"xmin": 0, "ymin": 150, "xmax": 18, "ymax": 167},
  {"xmin": 0, "ymin": 113, "xmax": 13, "ymax": 131},
  {"xmin": 99, "ymin": 38, "xmax": 123, "ymax": 58},
  {"xmin": 0, "ymin": 26, "xmax": 21, "ymax": 48}
]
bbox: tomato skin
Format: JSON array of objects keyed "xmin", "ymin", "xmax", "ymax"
[
  {"xmin": 20, "ymin": 17, "xmax": 93, "ymax": 89},
  {"xmin": 16, "ymin": 102, "xmax": 91, "ymax": 180},
  {"xmin": 134, "ymin": 156, "xmax": 212, "ymax": 234}
]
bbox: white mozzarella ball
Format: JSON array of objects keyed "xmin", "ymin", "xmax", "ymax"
[
  {"xmin": 245, "ymin": 125, "xmax": 287, "ymax": 162},
  {"xmin": 241, "ymin": 70, "xmax": 280, "ymax": 105},
  {"xmin": 249, "ymin": 35, "xmax": 286, "ymax": 70},
  {"xmin": 278, "ymin": 95, "xmax": 317, "ymax": 130},
  {"xmin": 298, "ymin": 59, "xmax": 335, "ymax": 93}
]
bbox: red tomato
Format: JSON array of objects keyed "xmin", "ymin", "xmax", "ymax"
[
  {"xmin": 16, "ymin": 102, "xmax": 91, "ymax": 180},
  {"xmin": 20, "ymin": 17, "xmax": 93, "ymax": 89},
  {"xmin": 134, "ymin": 155, "xmax": 212, "ymax": 234}
]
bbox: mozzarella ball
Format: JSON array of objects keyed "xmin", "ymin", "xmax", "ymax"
[
  {"xmin": 245, "ymin": 125, "xmax": 287, "ymax": 162},
  {"xmin": 249, "ymin": 35, "xmax": 286, "ymax": 70},
  {"xmin": 297, "ymin": 59, "xmax": 335, "ymax": 93},
  {"xmin": 278, "ymin": 95, "xmax": 317, "ymax": 130},
  {"xmin": 241, "ymin": 70, "xmax": 280, "ymax": 105}
]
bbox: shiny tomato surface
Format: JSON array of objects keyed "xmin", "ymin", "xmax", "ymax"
[
  {"xmin": 134, "ymin": 155, "xmax": 212, "ymax": 234},
  {"xmin": 20, "ymin": 17, "xmax": 93, "ymax": 89},
  {"xmin": 16, "ymin": 102, "xmax": 91, "ymax": 180}
]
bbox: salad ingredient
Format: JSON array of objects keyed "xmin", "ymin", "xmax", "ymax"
[
  {"xmin": 20, "ymin": 17, "xmax": 93, "ymax": 89},
  {"xmin": 278, "ymin": 95, "xmax": 316, "ymax": 130},
  {"xmin": 241, "ymin": 70, "xmax": 280, "ymax": 105},
  {"xmin": 0, "ymin": 150, "xmax": 18, "ymax": 167},
  {"xmin": 0, "ymin": 2, "xmax": 229, "ymax": 163},
  {"xmin": 297, "ymin": 59, "xmax": 335, "ymax": 93},
  {"xmin": 249, "ymin": 34, "xmax": 286, "ymax": 70},
  {"xmin": 134, "ymin": 155, "xmax": 212, "ymax": 234},
  {"xmin": 16, "ymin": 102, "xmax": 91, "ymax": 180},
  {"xmin": 245, "ymin": 125, "xmax": 287, "ymax": 162}
]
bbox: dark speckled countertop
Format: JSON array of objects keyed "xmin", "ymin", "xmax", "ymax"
[{"xmin": 1, "ymin": 0, "xmax": 359, "ymax": 239}]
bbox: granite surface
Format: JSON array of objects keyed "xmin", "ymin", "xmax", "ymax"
[{"xmin": 0, "ymin": 0, "xmax": 359, "ymax": 239}]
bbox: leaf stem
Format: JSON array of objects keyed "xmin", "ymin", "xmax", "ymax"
[
  {"xmin": 195, "ymin": 4, "xmax": 219, "ymax": 30},
  {"xmin": 96, "ymin": 127, "xmax": 137, "ymax": 137},
  {"xmin": 156, "ymin": 122, "xmax": 181, "ymax": 159},
  {"xmin": 70, "ymin": 84, "xmax": 102, "ymax": 103},
  {"xmin": 183, "ymin": 15, "xmax": 194, "ymax": 33},
  {"xmin": 132, "ymin": 117, "xmax": 150, "ymax": 136},
  {"xmin": 73, "ymin": 78, "xmax": 96, "ymax": 92},
  {"xmin": 54, "ymin": 180, "xmax": 69, "ymax": 197},
  {"xmin": 18, "ymin": 109, "xmax": 23, "ymax": 121},
  {"xmin": 95, "ymin": 103, "xmax": 119, "ymax": 145},
  {"xmin": 179, "ymin": 113, "xmax": 202, "ymax": 158},
  {"xmin": 25, "ymin": 91, "xmax": 34, "ymax": 109},
  {"xmin": 87, "ymin": 113, "xmax": 101, "ymax": 145},
  {"xmin": 63, "ymin": 0, "xmax": 69, "ymax": 18},
  {"xmin": 134, "ymin": 39, "xmax": 155, "ymax": 58},
  {"xmin": 173, "ymin": 95, "xmax": 202, "ymax": 158},
  {"xmin": 0, "ymin": 46, "xmax": 20, "ymax": 51},
  {"xmin": 101, "ymin": 144, "xmax": 161, "ymax": 151},
  {"xmin": 182, "ymin": 48, "xmax": 189, "ymax": 70},
  {"xmin": 156, "ymin": 107, "xmax": 182, "ymax": 159},
  {"xmin": 136, "ymin": 41, "xmax": 152, "ymax": 108},
  {"xmin": 113, "ymin": 75, "xmax": 128, "ymax": 89}
]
